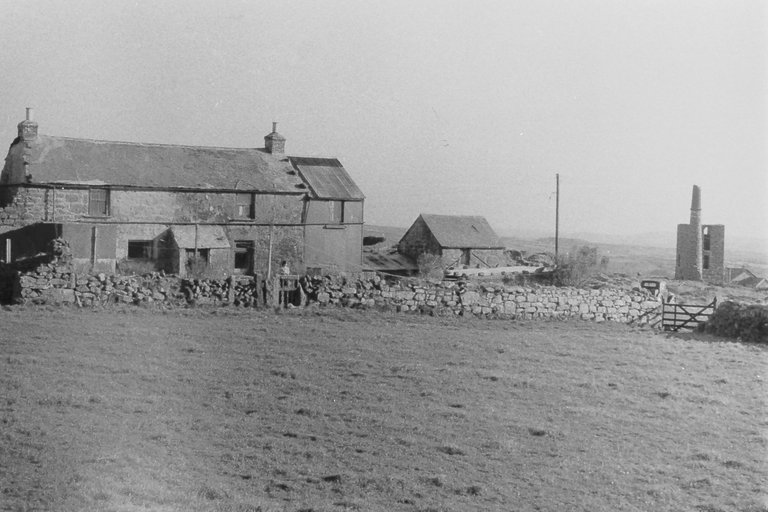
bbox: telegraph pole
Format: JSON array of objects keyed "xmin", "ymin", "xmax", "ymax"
[{"xmin": 555, "ymin": 173, "xmax": 560, "ymax": 263}]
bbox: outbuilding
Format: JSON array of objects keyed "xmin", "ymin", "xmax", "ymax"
[{"xmin": 397, "ymin": 214, "xmax": 505, "ymax": 270}]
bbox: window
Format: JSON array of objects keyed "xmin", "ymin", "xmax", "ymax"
[
  {"xmin": 234, "ymin": 240, "xmax": 253, "ymax": 273},
  {"xmin": 703, "ymin": 254, "xmax": 710, "ymax": 270},
  {"xmin": 88, "ymin": 188, "xmax": 110, "ymax": 216},
  {"xmin": 461, "ymin": 249, "xmax": 471, "ymax": 266},
  {"xmin": 235, "ymin": 193, "xmax": 255, "ymax": 219},
  {"xmin": 702, "ymin": 227, "xmax": 710, "ymax": 251},
  {"xmin": 328, "ymin": 201, "xmax": 343, "ymax": 223},
  {"xmin": 127, "ymin": 240, "xmax": 153, "ymax": 259}
]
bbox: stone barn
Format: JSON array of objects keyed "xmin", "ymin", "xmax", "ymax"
[
  {"xmin": 0, "ymin": 110, "xmax": 365, "ymax": 276},
  {"xmin": 397, "ymin": 214, "xmax": 505, "ymax": 269}
]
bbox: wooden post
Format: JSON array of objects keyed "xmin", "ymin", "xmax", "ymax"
[
  {"xmin": 226, "ymin": 276, "xmax": 235, "ymax": 304},
  {"xmin": 267, "ymin": 223, "xmax": 274, "ymax": 281},
  {"xmin": 272, "ymin": 276, "xmax": 280, "ymax": 308},
  {"xmin": 194, "ymin": 223, "xmax": 199, "ymax": 260},
  {"xmin": 90, "ymin": 226, "xmax": 97, "ymax": 267},
  {"xmin": 555, "ymin": 173, "xmax": 560, "ymax": 263}
]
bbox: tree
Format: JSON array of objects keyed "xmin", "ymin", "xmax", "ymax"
[{"xmin": 553, "ymin": 245, "xmax": 607, "ymax": 287}]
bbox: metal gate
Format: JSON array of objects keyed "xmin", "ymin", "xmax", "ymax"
[{"xmin": 662, "ymin": 299, "xmax": 717, "ymax": 332}]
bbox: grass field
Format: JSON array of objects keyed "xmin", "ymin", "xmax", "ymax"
[{"xmin": 1, "ymin": 306, "xmax": 766, "ymax": 512}]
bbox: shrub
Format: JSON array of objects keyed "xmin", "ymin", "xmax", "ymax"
[
  {"xmin": 703, "ymin": 301, "xmax": 768, "ymax": 343},
  {"xmin": 417, "ymin": 253, "xmax": 444, "ymax": 280},
  {"xmin": 553, "ymin": 245, "xmax": 607, "ymax": 287},
  {"xmin": 116, "ymin": 258, "xmax": 157, "ymax": 276}
]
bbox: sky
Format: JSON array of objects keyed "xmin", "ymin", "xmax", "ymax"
[{"xmin": 0, "ymin": 0, "xmax": 765, "ymax": 249}]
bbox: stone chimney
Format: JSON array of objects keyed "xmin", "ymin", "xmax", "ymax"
[
  {"xmin": 18, "ymin": 107, "xmax": 38, "ymax": 142},
  {"xmin": 264, "ymin": 122, "xmax": 285, "ymax": 156},
  {"xmin": 689, "ymin": 184, "xmax": 703, "ymax": 279}
]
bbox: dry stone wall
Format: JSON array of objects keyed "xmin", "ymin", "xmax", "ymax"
[
  {"xmin": 2, "ymin": 262, "xmax": 662, "ymax": 325},
  {"xmin": 4, "ymin": 261, "xmax": 263, "ymax": 308},
  {"xmin": 306, "ymin": 276, "xmax": 661, "ymax": 323}
]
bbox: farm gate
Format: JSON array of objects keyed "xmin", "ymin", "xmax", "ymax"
[{"xmin": 662, "ymin": 299, "xmax": 717, "ymax": 332}]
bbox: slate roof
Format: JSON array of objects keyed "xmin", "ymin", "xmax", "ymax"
[
  {"xmin": 414, "ymin": 214, "xmax": 503, "ymax": 249},
  {"xmin": 289, "ymin": 157, "xmax": 365, "ymax": 200},
  {"xmin": 8, "ymin": 134, "xmax": 356, "ymax": 195},
  {"xmin": 726, "ymin": 267, "xmax": 756, "ymax": 283},
  {"xmin": 736, "ymin": 276, "xmax": 768, "ymax": 289}
]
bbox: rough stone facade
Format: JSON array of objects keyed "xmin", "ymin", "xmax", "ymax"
[
  {"xmin": 0, "ymin": 113, "xmax": 365, "ymax": 277},
  {"xmin": 0, "ymin": 186, "xmax": 308, "ymax": 277}
]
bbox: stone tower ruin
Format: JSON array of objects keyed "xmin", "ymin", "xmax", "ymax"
[{"xmin": 675, "ymin": 185, "xmax": 725, "ymax": 283}]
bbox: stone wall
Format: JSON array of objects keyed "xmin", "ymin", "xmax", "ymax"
[
  {"xmin": 0, "ymin": 261, "xmax": 663, "ymax": 326},
  {"xmin": 305, "ymin": 276, "xmax": 661, "ymax": 323},
  {"xmin": 6, "ymin": 261, "xmax": 264, "ymax": 308},
  {"xmin": 0, "ymin": 187, "xmax": 49, "ymax": 226}
]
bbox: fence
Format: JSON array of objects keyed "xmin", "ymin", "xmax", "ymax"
[{"xmin": 662, "ymin": 299, "xmax": 717, "ymax": 332}]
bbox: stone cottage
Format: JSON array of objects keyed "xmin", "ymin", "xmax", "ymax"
[
  {"xmin": 397, "ymin": 213, "xmax": 505, "ymax": 269},
  {"xmin": 0, "ymin": 110, "xmax": 365, "ymax": 276}
]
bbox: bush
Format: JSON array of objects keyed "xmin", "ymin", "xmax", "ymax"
[
  {"xmin": 417, "ymin": 253, "xmax": 444, "ymax": 280},
  {"xmin": 704, "ymin": 301, "xmax": 768, "ymax": 343},
  {"xmin": 116, "ymin": 258, "xmax": 157, "ymax": 276},
  {"xmin": 553, "ymin": 245, "xmax": 608, "ymax": 287}
]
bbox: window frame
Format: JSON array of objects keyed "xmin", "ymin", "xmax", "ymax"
[
  {"xmin": 127, "ymin": 240, "xmax": 154, "ymax": 260},
  {"xmin": 328, "ymin": 200, "xmax": 344, "ymax": 224},
  {"xmin": 235, "ymin": 193, "xmax": 255, "ymax": 219},
  {"xmin": 88, "ymin": 188, "xmax": 110, "ymax": 217}
]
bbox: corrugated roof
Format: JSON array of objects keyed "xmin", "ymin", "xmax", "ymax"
[
  {"xmin": 170, "ymin": 225, "xmax": 231, "ymax": 249},
  {"xmin": 290, "ymin": 157, "xmax": 365, "ymax": 200},
  {"xmin": 417, "ymin": 214, "xmax": 503, "ymax": 249},
  {"xmin": 17, "ymin": 134, "xmax": 307, "ymax": 192}
]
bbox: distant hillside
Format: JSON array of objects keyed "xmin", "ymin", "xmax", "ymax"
[
  {"xmin": 366, "ymin": 224, "xmax": 767, "ymax": 279},
  {"xmin": 363, "ymin": 224, "xmax": 407, "ymax": 250}
]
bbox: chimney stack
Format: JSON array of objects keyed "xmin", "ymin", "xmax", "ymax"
[
  {"xmin": 18, "ymin": 107, "xmax": 38, "ymax": 142},
  {"xmin": 689, "ymin": 185, "xmax": 703, "ymax": 279},
  {"xmin": 264, "ymin": 122, "xmax": 285, "ymax": 156}
]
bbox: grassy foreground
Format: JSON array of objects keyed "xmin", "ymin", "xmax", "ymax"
[{"xmin": 0, "ymin": 307, "xmax": 766, "ymax": 512}]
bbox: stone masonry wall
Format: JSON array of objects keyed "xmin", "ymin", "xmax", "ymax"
[
  {"xmin": 2, "ymin": 261, "xmax": 663, "ymax": 325},
  {"xmin": 0, "ymin": 187, "xmax": 49, "ymax": 226},
  {"xmin": 307, "ymin": 276, "xmax": 661, "ymax": 323}
]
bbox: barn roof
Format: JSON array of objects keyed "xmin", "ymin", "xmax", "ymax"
[{"xmin": 414, "ymin": 214, "xmax": 503, "ymax": 249}]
